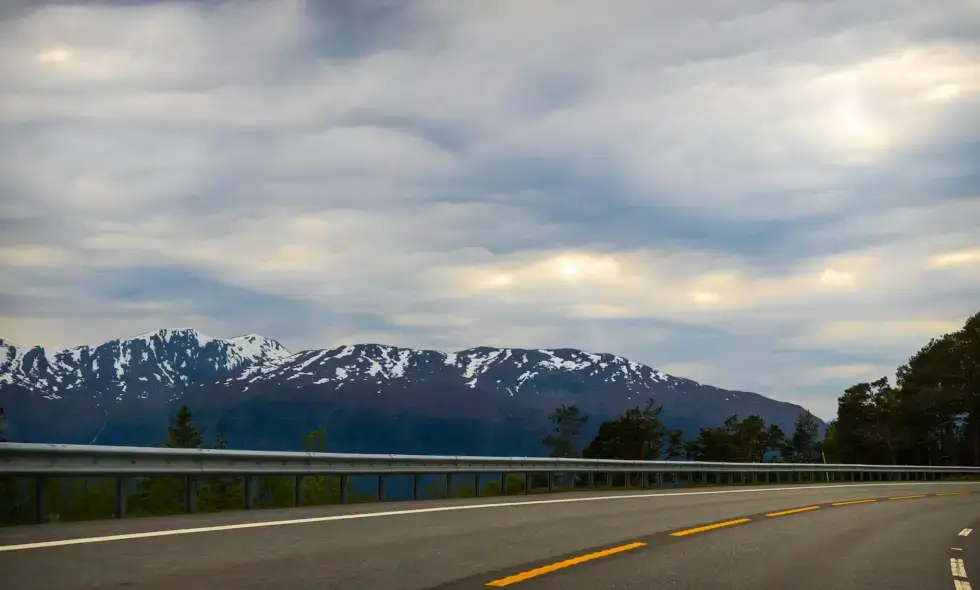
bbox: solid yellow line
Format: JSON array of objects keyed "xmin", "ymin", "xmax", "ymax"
[
  {"xmin": 485, "ymin": 542, "xmax": 647, "ymax": 586},
  {"xmin": 887, "ymin": 494, "xmax": 926, "ymax": 500},
  {"xmin": 832, "ymin": 498, "xmax": 878, "ymax": 506},
  {"xmin": 669, "ymin": 518, "xmax": 752, "ymax": 537},
  {"xmin": 936, "ymin": 492, "xmax": 971, "ymax": 497},
  {"xmin": 766, "ymin": 505, "xmax": 821, "ymax": 517}
]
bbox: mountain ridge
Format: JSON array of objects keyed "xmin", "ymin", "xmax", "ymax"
[{"xmin": 0, "ymin": 327, "xmax": 825, "ymax": 454}]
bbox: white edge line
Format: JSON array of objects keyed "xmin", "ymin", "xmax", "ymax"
[
  {"xmin": 0, "ymin": 481, "xmax": 976, "ymax": 553},
  {"xmin": 955, "ymin": 580, "xmax": 972, "ymax": 590}
]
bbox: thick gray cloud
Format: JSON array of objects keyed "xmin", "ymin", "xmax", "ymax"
[{"xmin": 1, "ymin": 0, "xmax": 979, "ymax": 420}]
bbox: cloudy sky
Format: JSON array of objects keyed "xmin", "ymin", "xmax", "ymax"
[{"xmin": 1, "ymin": 0, "xmax": 979, "ymax": 420}]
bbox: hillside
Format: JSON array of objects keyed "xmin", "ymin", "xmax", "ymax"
[{"xmin": 0, "ymin": 328, "xmax": 824, "ymax": 454}]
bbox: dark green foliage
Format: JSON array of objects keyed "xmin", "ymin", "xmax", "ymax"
[
  {"xmin": 199, "ymin": 421, "xmax": 240, "ymax": 511},
  {"xmin": 791, "ymin": 410, "xmax": 820, "ymax": 463},
  {"xmin": 582, "ymin": 398, "xmax": 669, "ymax": 460},
  {"xmin": 541, "ymin": 404, "xmax": 588, "ymax": 458},
  {"xmin": 299, "ymin": 427, "xmax": 345, "ymax": 504},
  {"xmin": 166, "ymin": 405, "xmax": 204, "ymax": 449},
  {"xmin": 833, "ymin": 310, "xmax": 980, "ymax": 466},
  {"xmin": 684, "ymin": 413, "xmax": 789, "ymax": 462}
]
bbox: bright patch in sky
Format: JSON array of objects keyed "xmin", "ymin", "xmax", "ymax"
[{"xmin": 36, "ymin": 47, "xmax": 72, "ymax": 63}]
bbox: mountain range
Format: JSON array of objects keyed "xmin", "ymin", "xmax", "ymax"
[{"xmin": 0, "ymin": 328, "xmax": 826, "ymax": 455}]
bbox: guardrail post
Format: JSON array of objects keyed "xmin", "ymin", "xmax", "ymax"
[
  {"xmin": 548, "ymin": 472, "xmax": 554, "ymax": 493},
  {"xmin": 413, "ymin": 474, "xmax": 421, "ymax": 500},
  {"xmin": 475, "ymin": 474, "xmax": 482, "ymax": 497},
  {"xmin": 244, "ymin": 475, "xmax": 254, "ymax": 510},
  {"xmin": 294, "ymin": 476, "xmax": 304, "ymax": 507},
  {"xmin": 115, "ymin": 476, "xmax": 127, "ymax": 519},
  {"xmin": 378, "ymin": 475, "xmax": 386, "ymax": 501},
  {"xmin": 36, "ymin": 477, "xmax": 46, "ymax": 524},
  {"xmin": 445, "ymin": 473, "xmax": 452, "ymax": 499},
  {"xmin": 339, "ymin": 474, "xmax": 348, "ymax": 504},
  {"xmin": 524, "ymin": 472, "xmax": 531, "ymax": 495},
  {"xmin": 184, "ymin": 476, "xmax": 196, "ymax": 513},
  {"xmin": 500, "ymin": 472, "xmax": 507, "ymax": 496}
]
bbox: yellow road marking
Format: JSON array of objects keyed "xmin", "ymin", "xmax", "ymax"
[
  {"xmin": 832, "ymin": 498, "xmax": 878, "ymax": 506},
  {"xmin": 937, "ymin": 492, "xmax": 972, "ymax": 497},
  {"xmin": 669, "ymin": 518, "xmax": 752, "ymax": 537},
  {"xmin": 888, "ymin": 494, "xmax": 926, "ymax": 500},
  {"xmin": 766, "ymin": 505, "xmax": 821, "ymax": 517},
  {"xmin": 485, "ymin": 542, "xmax": 647, "ymax": 586}
]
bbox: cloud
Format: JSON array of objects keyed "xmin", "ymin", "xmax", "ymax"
[{"xmin": 1, "ymin": 0, "xmax": 979, "ymax": 421}]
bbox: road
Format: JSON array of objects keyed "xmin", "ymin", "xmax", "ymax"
[{"xmin": 2, "ymin": 481, "xmax": 977, "ymax": 589}]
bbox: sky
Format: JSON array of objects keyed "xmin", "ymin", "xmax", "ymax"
[{"xmin": 1, "ymin": 0, "xmax": 979, "ymax": 421}]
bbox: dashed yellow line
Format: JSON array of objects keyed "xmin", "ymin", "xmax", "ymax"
[
  {"xmin": 832, "ymin": 498, "xmax": 878, "ymax": 506},
  {"xmin": 485, "ymin": 542, "xmax": 647, "ymax": 586},
  {"xmin": 669, "ymin": 518, "xmax": 753, "ymax": 537},
  {"xmin": 766, "ymin": 505, "xmax": 821, "ymax": 517},
  {"xmin": 485, "ymin": 490, "xmax": 973, "ymax": 586}
]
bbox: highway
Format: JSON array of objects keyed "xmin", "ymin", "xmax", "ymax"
[{"xmin": 1, "ymin": 481, "xmax": 977, "ymax": 590}]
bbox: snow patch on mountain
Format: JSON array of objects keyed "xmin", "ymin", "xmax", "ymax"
[
  {"xmin": 224, "ymin": 342, "xmax": 689, "ymax": 396},
  {"xmin": 0, "ymin": 329, "xmax": 290, "ymax": 398},
  {"xmin": 4, "ymin": 328, "xmax": 697, "ymax": 408}
]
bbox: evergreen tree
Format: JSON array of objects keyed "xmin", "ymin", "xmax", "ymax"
[
  {"xmin": 664, "ymin": 428, "xmax": 687, "ymax": 459},
  {"xmin": 583, "ymin": 399, "xmax": 668, "ymax": 460},
  {"xmin": 201, "ymin": 420, "xmax": 240, "ymax": 511},
  {"xmin": 685, "ymin": 414, "xmax": 787, "ymax": 462},
  {"xmin": 300, "ymin": 428, "xmax": 344, "ymax": 505},
  {"xmin": 214, "ymin": 421, "xmax": 229, "ymax": 450},
  {"xmin": 166, "ymin": 405, "xmax": 204, "ymax": 449},
  {"xmin": 791, "ymin": 410, "xmax": 819, "ymax": 463},
  {"xmin": 542, "ymin": 405, "xmax": 589, "ymax": 458}
]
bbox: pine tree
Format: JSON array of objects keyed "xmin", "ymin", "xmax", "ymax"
[
  {"xmin": 792, "ymin": 410, "xmax": 819, "ymax": 463},
  {"xmin": 203, "ymin": 420, "xmax": 239, "ymax": 511},
  {"xmin": 542, "ymin": 405, "xmax": 589, "ymax": 458},
  {"xmin": 166, "ymin": 405, "xmax": 204, "ymax": 449}
]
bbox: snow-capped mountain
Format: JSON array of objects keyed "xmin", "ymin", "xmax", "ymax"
[
  {"xmin": 0, "ymin": 329, "xmax": 824, "ymax": 454},
  {"xmin": 227, "ymin": 344, "xmax": 679, "ymax": 396},
  {"xmin": 1, "ymin": 328, "xmax": 290, "ymax": 402}
]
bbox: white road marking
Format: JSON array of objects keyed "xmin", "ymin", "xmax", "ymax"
[
  {"xmin": 0, "ymin": 481, "xmax": 975, "ymax": 552},
  {"xmin": 955, "ymin": 580, "xmax": 973, "ymax": 590},
  {"xmin": 954, "ymin": 548, "xmax": 963, "ymax": 551},
  {"xmin": 951, "ymin": 558, "xmax": 968, "ymax": 579},
  {"xmin": 961, "ymin": 529, "xmax": 973, "ymax": 537}
]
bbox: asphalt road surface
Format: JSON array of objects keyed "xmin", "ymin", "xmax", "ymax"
[{"xmin": 2, "ymin": 480, "xmax": 978, "ymax": 590}]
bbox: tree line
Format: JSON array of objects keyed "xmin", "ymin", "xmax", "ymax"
[
  {"xmin": 823, "ymin": 310, "xmax": 979, "ymax": 466},
  {"xmin": 541, "ymin": 310, "xmax": 980, "ymax": 469},
  {"xmin": 540, "ymin": 399, "xmax": 822, "ymax": 463}
]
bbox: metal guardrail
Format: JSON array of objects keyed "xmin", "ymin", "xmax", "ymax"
[{"xmin": 2, "ymin": 442, "xmax": 978, "ymax": 523}]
